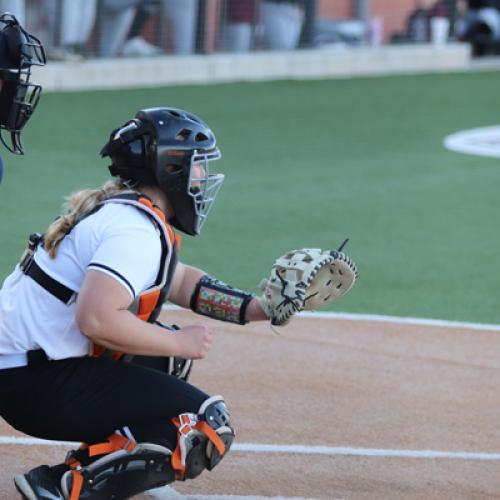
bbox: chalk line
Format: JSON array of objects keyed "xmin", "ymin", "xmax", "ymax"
[
  {"xmin": 2, "ymin": 436, "xmax": 499, "ymax": 461},
  {"xmin": 161, "ymin": 305, "xmax": 500, "ymax": 332}
]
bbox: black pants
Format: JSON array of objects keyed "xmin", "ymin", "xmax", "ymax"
[{"xmin": 0, "ymin": 356, "xmax": 209, "ymax": 451}]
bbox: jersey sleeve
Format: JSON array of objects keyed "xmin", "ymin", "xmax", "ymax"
[{"xmin": 87, "ymin": 216, "xmax": 162, "ymax": 299}]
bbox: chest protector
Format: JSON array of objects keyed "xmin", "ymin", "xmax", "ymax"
[
  {"xmin": 89, "ymin": 193, "xmax": 181, "ymax": 358},
  {"xmin": 20, "ymin": 192, "xmax": 180, "ymax": 360}
]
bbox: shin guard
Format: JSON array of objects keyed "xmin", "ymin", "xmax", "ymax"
[{"xmin": 61, "ymin": 433, "xmax": 174, "ymax": 500}]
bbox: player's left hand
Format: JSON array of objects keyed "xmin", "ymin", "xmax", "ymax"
[{"xmin": 257, "ymin": 246, "xmax": 359, "ymax": 326}]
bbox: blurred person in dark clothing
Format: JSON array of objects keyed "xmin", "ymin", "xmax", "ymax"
[
  {"xmin": 391, "ymin": 0, "xmax": 448, "ymax": 43},
  {"xmin": 456, "ymin": 0, "xmax": 500, "ymax": 54}
]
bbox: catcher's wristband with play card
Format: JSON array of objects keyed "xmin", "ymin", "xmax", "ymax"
[{"xmin": 190, "ymin": 275, "xmax": 254, "ymax": 324}]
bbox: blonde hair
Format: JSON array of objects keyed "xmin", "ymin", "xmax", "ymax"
[{"xmin": 44, "ymin": 179, "xmax": 129, "ymax": 258}]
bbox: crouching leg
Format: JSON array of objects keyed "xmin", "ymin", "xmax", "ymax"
[{"xmin": 16, "ymin": 396, "xmax": 233, "ymax": 499}]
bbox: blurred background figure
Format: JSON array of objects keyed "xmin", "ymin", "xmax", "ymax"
[
  {"xmin": 25, "ymin": 0, "xmax": 53, "ymax": 55},
  {"xmin": 224, "ymin": 0, "xmax": 258, "ymax": 53},
  {"xmin": 26, "ymin": 0, "xmax": 100, "ymax": 60},
  {"xmin": 391, "ymin": 0, "xmax": 448, "ymax": 43},
  {"xmin": 15, "ymin": 0, "xmax": 483, "ymax": 59},
  {"xmin": 406, "ymin": 0, "xmax": 435, "ymax": 42},
  {"xmin": 455, "ymin": 0, "xmax": 500, "ymax": 55},
  {"xmin": 163, "ymin": 0, "xmax": 198, "ymax": 54},
  {"xmin": 261, "ymin": 0, "xmax": 305, "ymax": 50},
  {"xmin": 60, "ymin": 0, "xmax": 97, "ymax": 56},
  {"xmin": 0, "ymin": 0, "xmax": 24, "ymax": 24},
  {"xmin": 98, "ymin": 0, "xmax": 198, "ymax": 57},
  {"xmin": 122, "ymin": 0, "xmax": 163, "ymax": 56},
  {"xmin": 98, "ymin": 0, "xmax": 163, "ymax": 58}
]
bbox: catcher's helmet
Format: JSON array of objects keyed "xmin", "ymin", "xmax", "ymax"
[
  {"xmin": 100, "ymin": 107, "xmax": 224, "ymax": 236},
  {"xmin": 0, "ymin": 13, "xmax": 46, "ymax": 154}
]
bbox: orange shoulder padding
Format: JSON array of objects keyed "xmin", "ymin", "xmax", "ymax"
[
  {"xmin": 137, "ymin": 196, "xmax": 176, "ymax": 243},
  {"xmin": 137, "ymin": 289, "xmax": 161, "ymax": 321}
]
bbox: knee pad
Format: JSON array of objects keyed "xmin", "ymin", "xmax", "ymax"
[
  {"xmin": 171, "ymin": 395, "xmax": 235, "ymax": 481},
  {"xmin": 61, "ymin": 433, "xmax": 175, "ymax": 499}
]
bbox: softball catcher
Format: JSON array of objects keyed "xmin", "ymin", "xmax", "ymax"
[{"xmin": 0, "ymin": 107, "xmax": 358, "ymax": 499}]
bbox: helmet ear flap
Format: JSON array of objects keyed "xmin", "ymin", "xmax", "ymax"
[
  {"xmin": 101, "ymin": 119, "xmax": 157, "ymax": 185},
  {"xmin": 3, "ymin": 23, "xmax": 23, "ymax": 66},
  {"xmin": 100, "ymin": 120, "xmax": 152, "ymax": 156}
]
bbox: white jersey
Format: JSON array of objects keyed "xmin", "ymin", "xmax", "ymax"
[{"xmin": 0, "ymin": 203, "xmax": 162, "ymax": 359}]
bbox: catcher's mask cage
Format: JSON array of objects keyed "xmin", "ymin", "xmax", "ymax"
[
  {"xmin": 101, "ymin": 107, "xmax": 224, "ymax": 236},
  {"xmin": 0, "ymin": 12, "xmax": 46, "ymax": 155}
]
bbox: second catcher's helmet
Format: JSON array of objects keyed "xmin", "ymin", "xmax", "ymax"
[
  {"xmin": 100, "ymin": 107, "xmax": 224, "ymax": 236},
  {"xmin": 0, "ymin": 13, "xmax": 46, "ymax": 154}
]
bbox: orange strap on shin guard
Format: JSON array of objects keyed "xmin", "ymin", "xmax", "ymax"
[
  {"xmin": 171, "ymin": 414, "xmax": 226, "ymax": 479},
  {"xmin": 65, "ymin": 433, "xmax": 137, "ymax": 499},
  {"xmin": 194, "ymin": 421, "xmax": 226, "ymax": 455},
  {"xmin": 69, "ymin": 470, "xmax": 83, "ymax": 500}
]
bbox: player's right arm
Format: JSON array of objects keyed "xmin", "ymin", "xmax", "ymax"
[{"xmin": 76, "ymin": 269, "xmax": 213, "ymax": 360}]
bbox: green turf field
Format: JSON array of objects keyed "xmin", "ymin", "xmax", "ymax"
[{"xmin": 1, "ymin": 70, "xmax": 500, "ymax": 324}]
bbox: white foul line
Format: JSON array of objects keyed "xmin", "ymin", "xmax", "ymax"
[
  {"xmin": 296, "ymin": 311, "xmax": 500, "ymax": 332},
  {"xmin": 1, "ymin": 436, "xmax": 500, "ymax": 461},
  {"xmin": 233, "ymin": 443, "xmax": 500, "ymax": 461},
  {"xmin": 161, "ymin": 305, "xmax": 500, "ymax": 332},
  {"xmin": 146, "ymin": 486, "xmax": 318, "ymax": 500}
]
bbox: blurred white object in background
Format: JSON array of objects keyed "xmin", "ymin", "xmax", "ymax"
[
  {"xmin": 261, "ymin": 1, "xmax": 304, "ymax": 50},
  {"xmin": 369, "ymin": 16, "xmax": 383, "ymax": 47},
  {"xmin": 430, "ymin": 16, "xmax": 449, "ymax": 45},
  {"xmin": 122, "ymin": 36, "xmax": 163, "ymax": 57}
]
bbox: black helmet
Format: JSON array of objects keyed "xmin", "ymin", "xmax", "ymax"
[
  {"xmin": 100, "ymin": 107, "xmax": 224, "ymax": 236},
  {"xmin": 0, "ymin": 13, "xmax": 46, "ymax": 154}
]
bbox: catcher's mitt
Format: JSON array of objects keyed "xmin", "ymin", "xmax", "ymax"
[{"xmin": 258, "ymin": 247, "xmax": 358, "ymax": 326}]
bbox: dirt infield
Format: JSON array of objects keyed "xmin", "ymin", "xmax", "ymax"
[{"xmin": 2, "ymin": 310, "xmax": 500, "ymax": 499}]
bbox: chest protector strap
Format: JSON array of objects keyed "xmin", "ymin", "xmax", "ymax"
[
  {"xmin": 88, "ymin": 192, "xmax": 181, "ymax": 358},
  {"xmin": 102, "ymin": 193, "xmax": 180, "ymax": 319}
]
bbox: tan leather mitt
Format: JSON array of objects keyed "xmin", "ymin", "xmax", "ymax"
[{"xmin": 258, "ymin": 248, "xmax": 359, "ymax": 326}]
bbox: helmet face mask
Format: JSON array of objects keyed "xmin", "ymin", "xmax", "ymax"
[
  {"xmin": 0, "ymin": 13, "xmax": 46, "ymax": 154},
  {"xmin": 188, "ymin": 149, "xmax": 224, "ymax": 233},
  {"xmin": 102, "ymin": 107, "xmax": 224, "ymax": 235}
]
